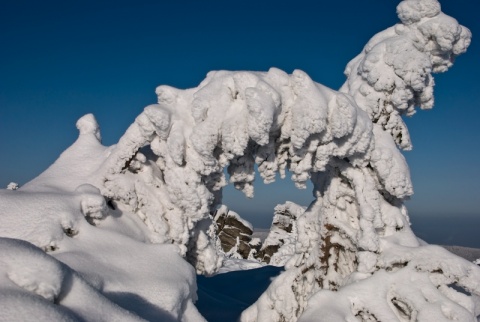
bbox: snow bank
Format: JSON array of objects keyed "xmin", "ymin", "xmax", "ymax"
[
  {"xmin": 0, "ymin": 118, "xmax": 205, "ymax": 321},
  {"xmin": 0, "ymin": 238, "xmax": 144, "ymax": 322}
]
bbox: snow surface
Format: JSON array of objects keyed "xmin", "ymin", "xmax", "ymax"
[{"xmin": 0, "ymin": 117, "xmax": 205, "ymax": 321}]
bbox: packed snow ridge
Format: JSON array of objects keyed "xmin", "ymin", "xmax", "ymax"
[{"xmin": 1, "ymin": 0, "xmax": 478, "ymax": 321}]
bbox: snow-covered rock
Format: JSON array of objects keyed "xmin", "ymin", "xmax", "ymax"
[
  {"xmin": 213, "ymin": 205, "xmax": 257, "ymax": 259},
  {"xmin": 258, "ymin": 202, "xmax": 305, "ymax": 265},
  {"xmin": 6, "ymin": 182, "xmax": 18, "ymax": 190}
]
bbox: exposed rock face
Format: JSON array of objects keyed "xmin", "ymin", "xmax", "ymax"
[
  {"xmin": 213, "ymin": 205, "xmax": 256, "ymax": 259},
  {"xmin": 257, "ymin": 202, "xmax": 306, "ymax": 265},
  {"xmin": 211, "ymin": 202, "xmax": 306, "ymax": 263}
]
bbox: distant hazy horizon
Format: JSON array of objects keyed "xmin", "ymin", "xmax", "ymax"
[{"xmin": 226, "ymin": 189, "xmax": 480, "ymax": 248}]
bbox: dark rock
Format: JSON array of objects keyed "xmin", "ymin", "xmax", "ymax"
[{"xmin": 212, "ymin": 205, "xmax": 255, "ymax": 259}]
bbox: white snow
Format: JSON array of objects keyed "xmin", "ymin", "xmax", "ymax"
[
  {"xmin": 6, "ymin": 182, "xmax": 18, "ymax": 190},
  {"xmin": 0, "ymin": 119, "xmax": 205, "ymax": 321},
  {"xmin": 217, "ymin": 258, "xmax": 264, "ymax": 274}
]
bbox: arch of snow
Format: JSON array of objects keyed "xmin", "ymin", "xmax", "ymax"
[{"xmin": 75, "ymin": 0, "xmax": 479, "ymax": 320}]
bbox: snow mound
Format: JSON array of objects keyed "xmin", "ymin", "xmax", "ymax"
[
  {"xmin": 0, "ymin": 238, "xmax": 143, "ymax": 322},
  {"xmin": 0, "ymin": 126, "xmax": 205, "ymax": 321},
  {"xmin": 300, "ymin": 244, "xmax": 480, "ymax": 321}
]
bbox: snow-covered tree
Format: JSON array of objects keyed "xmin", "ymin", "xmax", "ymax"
[
  {"xmin": 20, "ymin": 0, "xmax": 472, "ymax": 320},
  {"xmin": 6, "ymin": 182, "xmax": 18, "ymax": 190},
  {"xmin": 242, "ymin": 1, "xmax": 478, "ymax": 321}
]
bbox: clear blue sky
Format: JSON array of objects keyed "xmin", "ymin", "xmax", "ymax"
[{"xmin": 1, "ymin": 0, "xmax": 479, "ymax": 234}]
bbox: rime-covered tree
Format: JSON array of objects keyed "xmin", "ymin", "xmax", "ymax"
[{"xmin": 88, "ymin": 0, "xmax": 478, "ymax": 320}]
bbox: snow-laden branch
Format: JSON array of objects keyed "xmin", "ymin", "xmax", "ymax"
[
  {"xmin": 100, "ymin": 68, "xmax": 380, "ymax": 274},
  {"xmin": 340, "ymin": 0, "xmax": 471, "ymax": 150}
]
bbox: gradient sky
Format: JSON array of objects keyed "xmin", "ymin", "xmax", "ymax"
[{"xmin": 1, "ymin": 1, "xmax": 479, "ymax": 236}]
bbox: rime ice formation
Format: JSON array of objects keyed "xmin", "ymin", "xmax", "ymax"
[
  {"xmin": 0, "ymin": 0, "xmax": 477, "ymax": 321},
  {"xmin": 6, "ymin": 182, "xmax": 18, "ymax": 190},
  {"xmin": 99, "ymin": 67, "xmax": 378, "ymax": 275},
  {"xmin": 340, "ymin": 0, "xmax": 471, "ymax": 150},
  {"xmin": 241, "ymin": 1, "xmax": 476, "ymax": 321}
]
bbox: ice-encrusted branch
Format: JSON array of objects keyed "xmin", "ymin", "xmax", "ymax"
[{"xmin": 340, "ymin": 0, "xmax": 471, "ymax": 150}]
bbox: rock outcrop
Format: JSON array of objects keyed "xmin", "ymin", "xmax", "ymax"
[
  {"xmin": 211, "ymin": 202, "xmax": 306, "ymax": 264},
  {"xmin": 213, "ymin": 205, "xmax": 258, "ymax": 259}
]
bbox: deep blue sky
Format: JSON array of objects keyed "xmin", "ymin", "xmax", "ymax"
[{"xmin": 1, "ymin": 1, "xmax": 479, "ymax": 238}]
